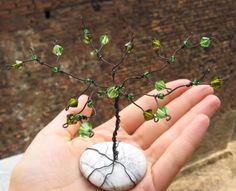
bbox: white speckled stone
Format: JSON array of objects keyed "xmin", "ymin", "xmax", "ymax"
[{"xmin": 80, "ymin": 142, "xmax": 147, "ymax": 191}]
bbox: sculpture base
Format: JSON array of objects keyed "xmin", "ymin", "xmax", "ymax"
[{"xmin": 80, "ymin": 142, "xmax": 147, "ymax": 191}]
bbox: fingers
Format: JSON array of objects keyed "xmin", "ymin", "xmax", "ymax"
[
  {"xmin": 96, "ymin": 79, "xmax": 190, "ymax": 135},
  {"xmin": 145, "ymin": 94, "xmax": 221, "ymax": 163},
  {"xmin": 132, "ymin": 85, "xmax": 214, "ymax": 149},
  {"xmin": 43, "ymin": 95, "xmax": 93, "ymax": 139},
  {"xmin": 152, "ymin": 114, "xmax": 210, "ymax": 191}
]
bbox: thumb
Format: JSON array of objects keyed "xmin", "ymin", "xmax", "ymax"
[{"xmin": 43, "ymin": 94, "xmax": 93, "ymax": 139}]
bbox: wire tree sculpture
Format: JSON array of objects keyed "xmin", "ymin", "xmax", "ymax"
[{"xmin": 8, "ymin": 18, "xmax": 225, "ymax": 190}]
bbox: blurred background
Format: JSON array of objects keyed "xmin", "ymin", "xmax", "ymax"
[{"xmin": 0, "ymin": 0, "xmax": 236, "ymax": 190}]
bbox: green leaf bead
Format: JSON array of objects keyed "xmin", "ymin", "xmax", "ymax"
[
  {"xmin": 127, "ymin": 93, "xmax": 135, "ymax": 101},
  {"xmin": 152, "ymin": 38, "xmax": 161, "ymax": 49},
  {"xmin": 83, "ymin": 28, "xmax": 90, "ymax": 35},
  {"xmin": 200, "ymin": 37, "xmax": 211, "ymax": 48},
  {"xmin": 169, "ymin": 55, "xmax": 176, "ymax": 62},
  {"xmin": 52, "ymin": 44, "xmax": 63, "ymax": 56},
  {"xmin": 210, "ymin": 78, "xmax": 223, "ymax": 89},
  {"xmin": 85, "ymin": 78, "xmax": 93, "ymax": 84},
  {"xmin": 183, "ymin": 40, "xmax": 189, "ymax": 48},
  {"xmin": 66, "ymin": 114, "xmax": 78, "ymax": 125},
  {"xmin": 31, "ymin": 54, "xmax": 38, "ymax": 61},
  {"xmin": 68, "ymin": 97, "xmax": 78, "ymax": 107},
  {"xmin": 79, "ymin": 122, "xmax": 93, "ymax": 137},
  {"xmin": 83, "ymin": 36, "xmax": 92, "ymax": 44},
  {"xmin": 12, "ymin": 60, "xmax": 23, "ymax": 70},
  {"xmin": 158, "ymin": 93, "xmax": 165, "ymax": 100},
  {"xmin": 87, "ymin": 100, "xmax": 93, "ymax": 108},
  {"xmin": 143, "ymin": 109, "xmax": 154, "ymax": 121},
  {"xmin": 100, "ymin": 35, "xmax": 109, "ymax": 45},
  {"xmin": 74, "ymin": 114, "xmax": 83, "ymax": 121},
  {"xmin": 143, "ymin": 71, "xmax": 151, "ymax": 78},
  {"xmin": 97, "ymin": 90, "xmax": 105, "ymax": 97},
  {"xmin": 124, "ymin": 41, "xmax": 134, "ymax": 54},
  {"xmin": 156, "ymin": 106, "xmax": 168, "ymax": 119},
  {"xmin": 83, "ymin": 28, "xmax": 92, "ymax": 44},
  {"xmin": 155, "ymin": 80, "xmax": 166, "ymax": 91},
  {"xmin": 192, "ymin": 79, "xmax": 200, "ymax": 86},
  {"xmin": 52, "ymin": 66, "xmax": 60, "ymax": 73},
  {"xmin": 107, "ymin": 86, "xmax": 119, "ymax": 99}
]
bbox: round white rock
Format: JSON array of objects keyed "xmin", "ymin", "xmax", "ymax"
[{"xmin": 80, "ymin": 142, "xmax": 147, "ymax": 191}]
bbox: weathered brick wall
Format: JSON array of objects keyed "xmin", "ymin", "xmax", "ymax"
[{"xmin": 0, "ymin": 0, "xmax": 235, "ymax": 164}]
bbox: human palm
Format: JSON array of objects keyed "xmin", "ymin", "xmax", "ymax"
[{"xmin": 9, "ymin": 79, "xmax": 220, "ymax": 191}]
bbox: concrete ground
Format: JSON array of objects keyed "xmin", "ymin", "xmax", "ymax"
[{"xmin": 168, "ymin": 140, "xmax": 236, "ymax": 191}]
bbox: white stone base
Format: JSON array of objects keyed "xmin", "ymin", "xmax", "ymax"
[{"xmin": 80, "ymin": 142, "xmax": 147, "ymax": 191}]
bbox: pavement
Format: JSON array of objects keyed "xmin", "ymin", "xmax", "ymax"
[{"xmin": 168, "ymin": 140, "xmax": 236, "ymax": 191}]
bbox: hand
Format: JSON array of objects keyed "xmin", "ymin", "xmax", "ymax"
[{"xmin": 9, "ymin": 79, "xmax": 221, "ymax": 191}]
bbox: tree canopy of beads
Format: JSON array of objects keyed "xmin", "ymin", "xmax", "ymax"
[{"xmin": 8, "ymin": 18, "xmax": 225, "ymax": 161}]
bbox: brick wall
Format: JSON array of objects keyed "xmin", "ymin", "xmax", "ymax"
[{"xmin": 0, "ymin": 0, "xmax": 235, "ymax": 162}]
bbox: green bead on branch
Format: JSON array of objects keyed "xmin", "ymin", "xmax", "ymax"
[
  {"xmin": 83, "ymin": 28, "xmax": 92, "ymax": 44},
  {"xmin": 52, "ymin": 44, "xmax": 64, "ymax": 57},
  {"xmin": 11, "ymin": 60, "xmax": 23, "ymax": 70},
  {"xmin": 183, "ymin": 40, "xmax": 189, "ymax": 48},
  {"xmin": 100, "ymin": 35, "xmax": 109, "ymax": 45},
  {"xmin": 155, "ymin": 80, "xmax": 166, "ymax": 91},
  {"xmin": 78, "ymin": 122, "xmax": 94, "ymax": 138},
  {"xmin": 200, "ymin": 37, "xmax": 211, "ymax": 48},
  {"xmin": 210, "ymin": 78, "xmax": 223, "ymax": 89},
  {"xmin": 152, "ymin": 39, "xmax": 161, "ymax": 49},
  {"xmin": 154, "ymin": 106, "xmax": 171, "ymax": 122},
  {"xmin": 107, "ymin": 86, "xmax": 120, "ymax": 99},
  {"xmin": 143, "ymin": 109, "xmax": 154, "ymax": 121},
  {"xmin": 124, "ymin": 41, "xmax": 134, "ymax": 54}
]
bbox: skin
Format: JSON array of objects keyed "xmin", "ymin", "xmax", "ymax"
[{"xmin": 9, "ymin": 79, "xmax": 221, "ymax": 191}]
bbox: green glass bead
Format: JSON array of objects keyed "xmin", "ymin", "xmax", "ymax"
[
  {"xmin": 143, "ymin": 71, "xmax": 151, "ymax": 78},
  {"xmin": 97, "ymin": 90, "xmax": 105, "ymax": 97},
  {"xmin": 52, "ymin": 44, "xmax": 63, "ymax": 56},
  {"xmin": 66, "ymin": 114, "xmax": 78, "ymax": 125},
  {"xmin": 192, "ymin": 79, "xmax": 200, "ymax": 86},
  {"xmin": 127, "ymin": 93, "xmax": 135, "ymax": 101},
  {"xmin": 12, "ymin": 60, "xmax": 23, "ymax": 70},
  {"xmin": 124, "ymin": 41, "xmax": 134, "ymax": 54},
  {"xmin": 87, "ymin": 100, "xmax": 93, "ymax": 108},
  {"xmin": 152, "ymin": 38, "xmax": 161, "ymax": 49},
  {"xmin": 200, "ymin": 37, "xmax": 211, "ymax": 48},
  {"xmin": 79, "ymin": 122, "xmax": 93, "ymax": 137},
  {"xmin": 169, "ymin": 55, "xmax": 176, "ymax": 62},
  {"xmin": 117, "ymin": 85, "xmax": 125, "ymax": 93},
  {"xmin": 210, "ymin": 78, "xmax": 223, "ymax": 89},
  {"xmin": 100, "ymin": 35, "xmax": 109, "ymax": 45},
  {"xmin": 85, "ymin": 78, "xmax": 93, "ymax": 84},
  {"xmin": 143, "ymin": 109, "xmax": 154, "ymax": 121},
  {"xmin": 83, "ymin": 28, "xmax": 92, "ymax": 44},
  {"xmin": 183, "ymin": 40, "xmax": 189, "ymax": 48},
  {"xmin": 107, "ymin": 86, "xmax": 119, "ymax": 99},
  {"xmin": 156, "ymin": 106, "xmax": 167, "ymax": 119},
  {"xmin": 155, "ymin": 80, "xmax": 166, "ymax": 91},
  {"xmin": 83, "ymin": 28, "xmax": 90, "ymax": 35},
  {"xmin": 31, "ymin": 54, "xmax": 38, "ymax": 61},
  {"xmin": 68, "ymin": 97, "xmax": 78, "ymax": 107},
  {"xmin": 83, "ymin": 36, "xmax": 92, "ymax": 44},
  {"xmin": 158, "ymin": 93, "xmax": 165, "ymax": 100},
  {"xmin": 74, "ymin": 114, "xmax": 83, "ymax": 121},
  {"xmin": 52, "ymin": 66, "xmax": 60, "ymax": 73}
]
